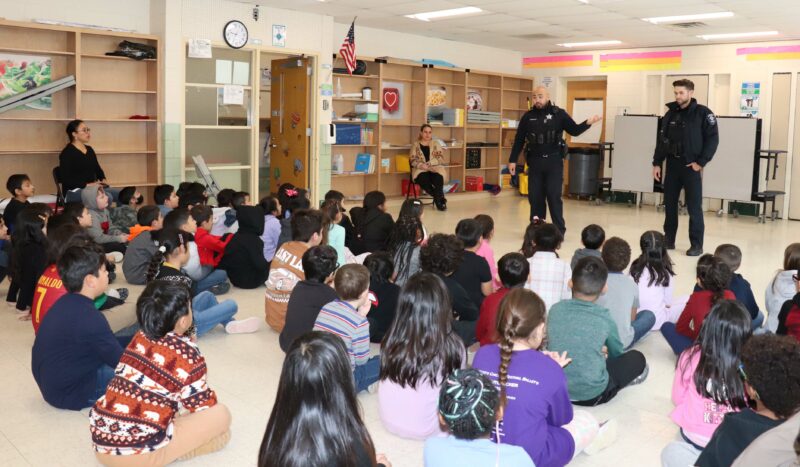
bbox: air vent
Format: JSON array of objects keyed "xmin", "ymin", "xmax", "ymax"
[
  {"xmin": 669, "ymin": 22, "xmax": 707, "ymax": 29},
  {"xmin": 514, "ymin": 33, "xmax": 558, "ymax": 39}
]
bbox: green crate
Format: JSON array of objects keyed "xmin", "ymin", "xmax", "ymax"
[
  {"xmin": 606, "ymin": 191, "xmax": 637, "ymax": 204},
  {"xmin": 727, "ymin": 201, "xmax": 759, "ymax": 217}
]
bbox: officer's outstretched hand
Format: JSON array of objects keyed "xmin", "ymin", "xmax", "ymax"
[
  {"xmin": 653, "ymin": 166, "xmax": 662, "ymax": 182},
  {"xmin": 587, "ymin": 115, "xmax": 603, "ymax": 125},
  {"xmin": 508, "ymin": 162, "xmax": 516, "ymax": 175}
]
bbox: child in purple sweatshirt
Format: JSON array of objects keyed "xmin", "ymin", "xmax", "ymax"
[{"xmin": 472, "ymin": 288, "xmax": 616, "ymax": 467}]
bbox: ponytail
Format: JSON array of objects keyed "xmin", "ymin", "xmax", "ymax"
[
  {"xmin": 146, "ymin": 246, "xmax": 166, "ymax": 283},
  {"xmin": 146, "ymin": 228, "xmax": 189, "ymax": 283}
]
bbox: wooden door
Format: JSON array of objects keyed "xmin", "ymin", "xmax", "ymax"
[
  {"xmin": 565, "ymin": 80, "xmax": 607, "ymax": 192},
  {"xmin": 270, "ymin": 57, "xmax": 310, "ymax": 190}
]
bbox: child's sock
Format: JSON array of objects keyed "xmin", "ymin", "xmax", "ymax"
[{"xmin": 224, "ymin": 317, "xmax": 260, "ymax": 334}]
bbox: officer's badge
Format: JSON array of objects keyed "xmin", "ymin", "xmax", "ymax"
[
  {"xmin": 545, "ymin": 114, "xmax": 553, "ymax": 121},
  {"xmin": 706, "ymin": 114, "xmax": 717, "ymax": 126}
]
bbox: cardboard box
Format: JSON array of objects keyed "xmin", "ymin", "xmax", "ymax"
[{"xmin": 355, "ymin": 103, "xmax": 379, "ymax": 114}]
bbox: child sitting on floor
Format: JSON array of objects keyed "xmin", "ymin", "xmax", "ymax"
[
  {"xmin": 191, "ymin": 205, "xmax": 233, "ymax": 271},
  {"xmin": 696, "ymin": 334, "xmax": 800, "ymax": 467},
  {"xmin": 322, "ymin": 199, "xmax": 347, "ymax": 266},
  {"xmin": 109, "ymin": 186, "xmax": 143, "ymax": 234},
  {"xmin": 476, "ymin": 252, "xmax": 529, "ymax": 346},
  {"xmin": 211, "ymin": 188, "xmax": 238, "ymax": 236},
  {"xmin": 218, "ymin": 205, "xmax": 269, "ymax": 290},
  {"xmin": 777, "ymin": 269, "xmax": 800, "ymax": 342},
  {"xmin": 570, "ymin": 224, "xmax": 605, "ymax": 270},
  {"xmin": 523, "ymin": 222, "xmax": 571, "ymax": 312},
  {"xmin": 710, "ymin": 244, "xmax": 764, "ymax": 329},
  {"xmin": 453, "ymin": 218, "xmax": 493, "ymax": 309},
  {"xmin": 598, "ymin": 237, "xmax": 656, "ymax": 349},
  {"xmin": 164, "ymin": 208, "xmax": 230, "ymax": 295},
  {"xmin": 279, "ymin": 245, "xmax": 338, "ymax": 352},
  {"xmin": 660, "ymin": 300, "xmax": 751, "ymax": 467},
  {"xmin": 259, "ymin": 195, "xmax": 281, "ymax": 262},
  {"xmin": 147, "ymin": 228, "xmax": 259, "ymax": 336},
  {"xmin": 424, "ymin": 368, "xmax": 534, "ymax": 467},
  {"xmin": 313, "ymin": 263, "xmax": 379, "ymax": 393},
  {"xmin": 90, "ymin": 281, "xmax": 232, "ymax": 466},
  {"xmin": 10, "ymin": 207, "xmax": 49, "ymax": 318},
  {"xmin": 153, "ymin": 183, "xmax": 179, "ymax": 218},
  {"xmin": 473, "ymin": 214, "xmax": 498, "ymax": 289},
  {"xmin": 122, "ymin": 206, "xmax": 163, "ymax": 285},
  {"xmin": 363, "ymin": 251, "xmax": 400, "ymax": 343},
  {"xmin": 388, "ymin": 214, "xmax": 424, "ymax": 288},
  {"xmin": 766, "ymin": 243, "xmax": 800, "ymax": 332},
  {"xmin": 548, "ymin": 256, "xmax": 648, "ymax": 406},
  {"xmin": 325, "ymin": 189, "xmax": 356, "ymax": 248},
  {"xmin": 662, "ymin": 254, "xmax": 735, "ymax": 355},
  {"xmin": 32, "ymin": 243, "xmax": 124, "ymax": 410},
  {"xmin": 473, "ymin": 288, "xmax": 614, "ymax": 465},
  {"xmin": 630, "ymin": 230, "xmax": 687, "ymax": 330},
  {"xmin": 81, "ymin": 185, "xmax": 128, "ymax": 253}
]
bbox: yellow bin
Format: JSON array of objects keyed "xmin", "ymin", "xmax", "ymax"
[{"xmin": 518, "ymin": 165, "xmax": 529, "ymax": 195}]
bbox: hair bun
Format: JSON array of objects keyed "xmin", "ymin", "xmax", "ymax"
[{"xmin": 441, "ymin": 369, "xmax": 492, "ymax": 420}]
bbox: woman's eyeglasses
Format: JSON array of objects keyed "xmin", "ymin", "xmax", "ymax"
[{"xmin": 793, "ymin": 273, "xmax": 800, "ymax": 282}]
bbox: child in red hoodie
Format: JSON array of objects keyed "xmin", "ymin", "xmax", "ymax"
[
  {"xmin": 191, "ymin": 205, "xmax": 232, "ymax": 268},
  {"xmin": 777, "ymin": 271, "xmax": 800, "ymax": 342},
  {"xmin": 476, "ymin": 252, "xmax": 530, "ymax": 346},
  {"xmin": 661, "ymin": 254, "xmax": 735, "ymax": 355}
]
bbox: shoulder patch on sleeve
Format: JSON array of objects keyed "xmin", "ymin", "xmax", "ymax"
[{"xmin": 706, "ymin": 114, "xmax": 716, "ymax": 126}]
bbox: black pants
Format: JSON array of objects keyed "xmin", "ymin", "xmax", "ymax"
[
  {"xmin": 663, "ymin": 157, "xmax": 704, "ymax": 248},
  {"xmin": 573, "ymin": 350, "xmax": 646, "ymax": 406},
  {"xmin": 415, "ymin": 172, "xmax": 444, "ymax": 200},
  {"xmin": 453, "ymin": 319, "xmax": 477, "ymax": 347},
  {"xmin": 101, "ymin": 242, "xmax": 127, "ymax": 254},
  {"xmin": 528, "ymin": 155, "xmax": 565, "ymax": 234}
]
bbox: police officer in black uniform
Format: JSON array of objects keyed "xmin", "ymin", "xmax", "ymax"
[
  {"xmin": 653, "ymin": 79, "xmax": 719, "ymax": 257},
  {"xmin": 508, "ymin": 86, "xmax": 601, "ymax": 234}
]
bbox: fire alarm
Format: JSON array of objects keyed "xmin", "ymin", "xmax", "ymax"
[{"xmin": 253, "ymin": 5, "xmax": 260, "ymax": 21}]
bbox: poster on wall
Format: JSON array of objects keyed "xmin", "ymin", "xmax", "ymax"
[
  {"xmin": 272, "ymin": 25, "xmax": 286, "ymax": 48},
  {"xmin": 0, "ymin": 54, "xmax": 52, "ymax": 110},
  {"xmin": 740, "ymin": 82, "xmax": 760, "ymax": 117},
  {"xmin": 382, "ymin": 81, "xmax": 404, "ymax": 120}
]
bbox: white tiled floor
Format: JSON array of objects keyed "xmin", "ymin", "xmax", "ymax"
[{"xmin": 0, "ymin": 193, "xmax": 792, "ymax": 466}]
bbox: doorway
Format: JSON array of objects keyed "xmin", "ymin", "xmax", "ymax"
[
  {"xmin": 565, "ymin": 79, "xmax": 608, "ymax": 193},
  {"xmin": 259, "ymin": 53, "xmax": 314, "ymax": 198}
]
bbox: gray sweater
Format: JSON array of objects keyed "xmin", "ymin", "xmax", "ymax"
[
  {"xmin": 81, "ymin": 185, "xmax": 123, "ymax": 244},
  {"xmin": 570, "ymin": 248, "xmax": 602, "ymax": 270},
  {"xmin": 122, "ymin": 230, "xmax": 157, "ymax": 285}
]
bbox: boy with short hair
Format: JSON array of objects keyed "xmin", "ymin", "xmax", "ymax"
[
  {"xmin": 712, "ymin": 244, "xmax": 764, "ymax": 329},
  {"xmin": 525, "ymin": 223, "xmax": 571, "ymax": 312},
  {"xmin": 154, "ymin": 184, "xmax": 179, "ymax": 217},
  {"xmin": 191, "ymin": 204, "xmax": 233, "ymax": 269},
  {"xmin": 109, "ymin": 186, "xmax": 143, "ymax": 234},
  {"xmin": 475, "ymin": 252, "xmax": 530, "ymax": 346},
  {"xmin": 211, "ymin": 188, "xmax": 238, "ymax": 236},
  {"xmin": 547, "ymin": 256, "xmax": 648, "ymax": 405},
  {"xmin": 598, "ymin": 237, "xmax": 656, "ymax": 349},
  {"xmin": 3, "ymin": 173, "xmax": 34, "ymax": 230},
  {"xmin": 313, "ymin": 263, "xmax": 379, "ymax": 393},
  {"xmin": 570, "ymin": 224, "xmax": 605, "ymax": 270},
  {"xmin": 452, "ymin": 218, "xmax": 493, "ymax": 309},
  {"xmin": 164, "ymin": 208, "xmax": 229, "ymax": 295},
  {"xmin": 280, "ymin": 245, "xmax": 339, "ymax": 351},
  {"xmin": 264, "ymin": 209, "xmax": 324, "ymax": 332},
  {"xmin": 122, "ymin": 207, "xmax": 163, "ymax": 285},
  {"xmin": 31, "ymin": 243, "xmax": 125, "ymax": 410}
]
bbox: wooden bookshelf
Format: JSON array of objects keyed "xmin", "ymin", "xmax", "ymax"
[
  {"xmin": 326, "ymin": 56, "xmax": 533, "ymax": 198},
  {"xmin": 0, "ymin": 19, "xmax": 161, "ymax": 199}
]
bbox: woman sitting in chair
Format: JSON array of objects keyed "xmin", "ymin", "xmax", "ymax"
[{"xmin": 410, "ymin": 124, "xmax": 448, "ymax": 211}]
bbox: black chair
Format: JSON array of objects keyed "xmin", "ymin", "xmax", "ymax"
[
  {"xmin": 52, "ymin": 166, "xmax": 65, "ymax": 214},
  {"xmin": 404, "ymin": 170, "xmax": 434, "ymax": 205}
]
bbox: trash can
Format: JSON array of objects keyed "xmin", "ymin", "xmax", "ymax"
[{"xmin": 568, "ymin": 151, "xmax": 601, "ymax": 196}]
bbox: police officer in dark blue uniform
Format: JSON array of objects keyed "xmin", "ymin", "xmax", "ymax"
[
  {"xmin": 653, "ymin": 79, "xmax": 719, "ymax": 257},
  {"xmin": 508, "ymin": 86, "xmax": 601, "ymax": 234}
]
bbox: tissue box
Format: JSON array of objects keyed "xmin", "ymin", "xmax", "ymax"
[{"xmin": 355, "ymin": 103, "xmax": 379, "ymax": 114}]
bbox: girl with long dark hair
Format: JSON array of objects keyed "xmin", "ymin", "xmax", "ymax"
[
  {"xmin": 661, "ymin": 300, "xmax": 751, "ymax": 467},
  {"xmin": 378, "ymin": 272, "xmax": 465, "ymax": 439},
  {"xmin": 472, "ymin": 288, "xmax": 611, "ymax": 465},
  {"xmin": 388, "ymin": 215, "xmax": 423, "ymax": 288},
  {"xmin": 629, "ymin": 230, "xmax": 687, "ymax": 330},
  {"xmin": 661, "ymin": 254, "xmax": 735, "ymax": 355},
  {"xmin": 259, "ymin": 331, "xmax": 391, "ymax": 467}
]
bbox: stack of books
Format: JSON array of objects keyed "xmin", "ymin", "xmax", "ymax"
[
  {"xmin": 468, "ymin": 110, "xmax": 501, "ymax": 124},
  {"xmin": 354, "ymin": 153, "xmax": 376, "ymax": 174}
]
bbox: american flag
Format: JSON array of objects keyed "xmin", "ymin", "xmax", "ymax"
[{"xmin": 339, "ymin": 21, "xmax": 356, "ymax": 75}]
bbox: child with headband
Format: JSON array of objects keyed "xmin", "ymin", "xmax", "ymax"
[{"xmin": 424, "ymin": 368, "xmax": 534, "ymax": 467}]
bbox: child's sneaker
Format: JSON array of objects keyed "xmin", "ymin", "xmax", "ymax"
[
  {"xmin": 208, "ymin": 282, "xmax": 231, "ymax": 295},
  {"xmin": 629, "ymin": 363, "xmax": 649, "ymax": 386},
  {"xmin": 584, "ymin": 419, "xmax": 618, "ymax": 456},
  {"xmin": 224, "ymin": 317, "xmax": 260, "ymax": 334},
  {"xmin": 108, "ymin": 251, "xmax": 124, "ymax": 263}
]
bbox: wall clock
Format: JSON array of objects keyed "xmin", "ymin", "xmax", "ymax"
[{"xmin": 224, "ymin": 20, "xmax": 248, "ymax": 49}]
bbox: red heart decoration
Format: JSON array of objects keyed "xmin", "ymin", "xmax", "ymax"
[{"xmin": 384, "ymin": 91, "xmax": 398, "ymax": 108}]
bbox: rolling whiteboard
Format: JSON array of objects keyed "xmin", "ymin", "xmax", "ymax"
[
  {"xmin": 571, "ymin": 99, "xmax": 604, "ymax": 144},
  {"xmin": 702, "ymin": 116, "xmax": 758, "ymax": 201},
  {"xmin": 611, "ymin": 115, "xmax": 659, "ymax": 193}
]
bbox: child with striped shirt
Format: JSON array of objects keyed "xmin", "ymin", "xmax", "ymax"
[{"xmin": 313, "ymin": 263, "xmax": 379, "ymax": 393}]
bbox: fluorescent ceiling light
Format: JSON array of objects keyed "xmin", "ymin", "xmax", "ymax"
[
  {"xmin": 405, "ymin": 7, "xmax": 483, "ymax": 22},
  {"xmin": 697, "ymin": 31, "xmax": 778, "ymax": 40},
  {"xmin": 578, "ymin": 0, "xmax": 590, "ymax": 3},
  {"xmin": 557, "ymin": 40, "xmax": 622, "ymax": 48},
  {"xmin": 643, "ymin": 12, "xmax": 734, "ymax": 24}
]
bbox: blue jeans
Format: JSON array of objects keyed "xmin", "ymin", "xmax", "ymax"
[
  {"xmin": 194, "ymin": 267, "xmax": 228, "ymax": 295},
  {"xmin": 752, "ymin": 311, "xmax": 765, "ymax": 330},
  {"xmin": 90, "ymin": 364, "xmax": 117, "ymax": 406},
  {"xmin": 353, "ymin": 356, "xmax": 381, "ymax": 393},
  {"xmin": 192, "ymin": 291, "xmax": 238, "ymax": 336},
  {"xmin": 661, "ymin": 322, "xmax": 694, "ymax": 355},
  {"xmin": 627, "ymin": 310, "xmax": 657, "ymax": 349}
]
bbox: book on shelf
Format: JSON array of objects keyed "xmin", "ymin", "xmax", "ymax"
[{"xmin": 355, "ymin": 153, "xmax": 375, "ymax": 174}]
